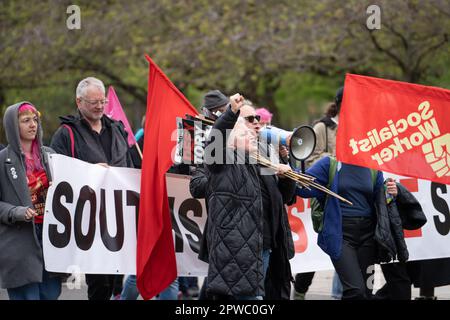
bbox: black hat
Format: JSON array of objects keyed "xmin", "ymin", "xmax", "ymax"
[
  {"xmin": 335, "ymin": 86, "xmax": 344, "ymax": 106},
  {"xmin": 202, "ymin": 90, "xmax": 229, "ymax": 110}
]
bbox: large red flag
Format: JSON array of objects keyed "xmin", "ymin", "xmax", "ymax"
[
  {"xmin": 336, "ymin": 74, "xmax": 450, "ymax": 184},
  {"xmin": 137, "ymin": 55, "xmax": 199, "ymax": 299}
]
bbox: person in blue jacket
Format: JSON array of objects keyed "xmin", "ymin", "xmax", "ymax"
[{"xmin": 296, "ymin": 156, "xmax": 397, "ymax": 299}]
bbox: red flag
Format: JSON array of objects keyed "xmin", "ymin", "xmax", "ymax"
[
  {"xmin": 336, "ymin": 74, "xmax": 450, "ymax": 185},
  {"xmin": 137, "ymin": 54, "xmax": 199, "ymax": 299},
  {"xmin": 104, "ymin": 86, "xmax": 136, "ymax": 146}
]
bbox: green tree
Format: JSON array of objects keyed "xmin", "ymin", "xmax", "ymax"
[{"xmin": 1, "ymin": 0, "xmax": 448, "ymax": 143}]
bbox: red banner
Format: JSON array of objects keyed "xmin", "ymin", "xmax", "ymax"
[{"xmin": 336, "ymin": 74, "xmax": 450, "ymax": 185}]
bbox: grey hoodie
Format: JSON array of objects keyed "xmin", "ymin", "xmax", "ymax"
[
  {"xmin": 0, "ymin": 102, "xmax": 53, "ymax": 289},
  {"xmin": 4, "ymin": 102, "xmax": 44, "ymax": 160}
]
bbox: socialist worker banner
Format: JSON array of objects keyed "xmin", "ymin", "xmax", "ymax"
[{"xmin": 336, "ymin": 74, "xmax": 450, "ymax": 185}]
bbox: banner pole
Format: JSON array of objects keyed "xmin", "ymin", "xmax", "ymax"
[{"xmin": 135, "ymin": 143, "xmax": 143, "ymax": 160}]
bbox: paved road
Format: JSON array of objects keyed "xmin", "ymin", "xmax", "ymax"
[{"xmin": 2, "ymin": 269, "xmax": 450, "ymax": 300}]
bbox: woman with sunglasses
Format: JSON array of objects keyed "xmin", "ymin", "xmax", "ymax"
[
  {"xmin": 239, "ymin": 102, "xmax": 262, "ymax": 134},
  {"xmin": 200, "ymin": 96, "xmax": 296, "ymax": 300}
]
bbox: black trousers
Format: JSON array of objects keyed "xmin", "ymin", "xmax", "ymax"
[
  {"xmin": 375, "ymin": 262, "xmax": 411, "ymax": 300},
  {"xmin": 331, "ymin": 216, "xmax": 376, "ymax": 300},
  {"xmin": 85, "ymin": 274, "xmax": 123, "ymax": 300},
  {"xmin": 199, "ymin": 278, "xmax": 211, "ymax": 300},
  {"xmin": 294, "ymin": 272, "xmax": 315, "ymax": 294}
]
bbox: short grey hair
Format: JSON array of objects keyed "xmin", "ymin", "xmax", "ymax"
[{"xmin": 76, "ymin": 77, "xmax": 105, "ymax": 98}]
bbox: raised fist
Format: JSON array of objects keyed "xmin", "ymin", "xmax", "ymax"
[
  {"xmin": 229, "ymin": 93, "xmax": 244, "ymax": 113},
  {"xmin": 422, "ymin": 133, "xmax": 450, "ymax": 177}
]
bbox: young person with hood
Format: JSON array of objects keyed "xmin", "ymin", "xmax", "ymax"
[{"xmin": 0, "ymin": 102, "xmax": 61, "ymax": 300}]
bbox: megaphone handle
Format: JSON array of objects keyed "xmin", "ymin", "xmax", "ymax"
[{"xmin": 301, "ymin": 160, "xmax": 306, "ymax": 173}]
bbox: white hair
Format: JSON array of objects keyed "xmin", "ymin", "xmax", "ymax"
[{"xmin": 76, "ymin": 77, "xmax": 105, "ymax": 98}]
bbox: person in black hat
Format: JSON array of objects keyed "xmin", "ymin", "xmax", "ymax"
[
  {"xmin": 201, "ymin": 90, "xmax": 230, "ymax": 121},
  {"xmin": 186, "ymin": 89, "xmax": 230, "ymax": 300}
]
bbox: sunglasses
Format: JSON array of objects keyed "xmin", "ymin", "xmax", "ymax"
[{"xmin": 244, "ymin": 115, "xmax": 261, "ymax": 123}]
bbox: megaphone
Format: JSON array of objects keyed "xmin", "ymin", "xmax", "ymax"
[
  {"xmin": 288, "ymin": 126, "xmax": 317, "ymax": 161},
  {"xmin": 259, "ymin": 125, "xmax": 316, "ymax": 172}
]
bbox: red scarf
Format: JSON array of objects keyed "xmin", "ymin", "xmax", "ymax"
[{"xmin": 27, "ymin": 168, "xmax": 49, "ymax": 224}]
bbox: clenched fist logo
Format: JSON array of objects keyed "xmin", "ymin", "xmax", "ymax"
[{"xmin": 422, "ymin": 133, "xmax": 450, "ymax": 177}]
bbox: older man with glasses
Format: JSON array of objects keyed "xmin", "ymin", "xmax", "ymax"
[{"xmin": 50, "ymin": 76, "xmax": 133, "ymax": 300}]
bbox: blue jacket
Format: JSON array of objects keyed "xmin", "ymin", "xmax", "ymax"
[{"xmin": 296, "ymin": 156, "xmax": 384, "ymax": 260}]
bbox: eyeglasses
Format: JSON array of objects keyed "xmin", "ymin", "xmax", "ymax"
[
  {"xmin": 244, "ymin": 115, "xmax": 261, "ymax": 123},
  {"xmin": 81, "ymin": 98, "xmax": 108, "ymax": 106}
]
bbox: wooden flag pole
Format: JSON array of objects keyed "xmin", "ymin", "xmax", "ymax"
[{"xmin": 135, "ymin": 142, "xmax": 143, "ymax": 160}]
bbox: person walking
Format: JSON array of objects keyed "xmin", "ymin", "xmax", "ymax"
[
  {"xmin": 50, "ymin": 77, "xmax": 133, "ymax": 300},
  {"xmin": 0, "ymin": 102, "xmax": 62, "ymax": 300},
  {"xmin": 295, "ymin": 87, "xmax": 344, "ymax": 299},
  {"xmin": 296, "ymin": 155, "xmax": 398, "ymax": 300},
  {"xmin": 202, "ymin": 93, "xmax": 295, "ymax": 300}
]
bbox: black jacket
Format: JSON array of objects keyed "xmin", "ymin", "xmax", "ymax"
[
  {"xmin": 189, "ymin": 165, "xmax": 211, "ymax": 266},
  {"xmin": 50, "ymin": 112, "xmax": 132, "ymax": 168},
  {"xmin": 203, "ymin": 107, "xmax": 295, "ymax": 299},
  {"xmin": 190, "ymin": 165, "xmax": 209, "ymax": 199},
  {"xmin": 374, "ymin": 183, "xmax": 426, "ymax": 263}
]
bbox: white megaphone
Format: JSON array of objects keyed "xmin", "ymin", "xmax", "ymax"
[{"xmin": 259, "ymin": 125, "xmax": 316, "ymax": 172}]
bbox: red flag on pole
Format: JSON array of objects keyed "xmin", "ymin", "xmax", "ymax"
[
  {"xmin": 336, "ymin": 74, "xmax": 450, "ymax": 185},
  {"xmin": 137, "ymin": 54, "xmax": 199, "ymax": 299},
  {"xmin": 104, "ymin": 86, "xmax": 137, "ymax": 147}
]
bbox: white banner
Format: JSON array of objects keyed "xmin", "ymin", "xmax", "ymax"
[
  {"xmin": 383, "ymin": 173, "xmax": 450, "ymax": 262},
  {"xmin": 43, "ymin": 154, "xmax": 141, "ymax": 274},
  {"xmin": 167, "ymin": 173, "xmax": 450, "ymax": 275},
  {"xmin": 43, "ymin": 155, "xmax": 450, "ymax": 275},
  {"xmin": 167, "ymin": 174, "xmax": 209, "ymax": 276},
  {"xmin": 166, "ymin": 173, "xmax": 332, "ymax": 275}
]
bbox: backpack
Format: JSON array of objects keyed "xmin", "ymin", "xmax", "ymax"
[
  {"xmin": 310, "ymin": 158, "xmax": 378, "ymax": 233},
  {"xmin": 314, "ymin": 116, "xmax": 337, "ymax": 154}
]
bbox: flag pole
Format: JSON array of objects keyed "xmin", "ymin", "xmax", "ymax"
[{"xmin": 135, "ymin": 143, "xmax": 143, "ymax": 160}]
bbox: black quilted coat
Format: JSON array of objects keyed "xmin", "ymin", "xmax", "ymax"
[
  {"xmin": 203, "ymin": 107, "xmax": 295, "ymax": 298},
  {"xmin": 374, "ymin": 183, "xmax": 426, "ymax": 263}
]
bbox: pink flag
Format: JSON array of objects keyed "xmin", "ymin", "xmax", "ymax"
[{"xmin": 104, "ymin": 86, "xmax": 137, "ymax": 146}]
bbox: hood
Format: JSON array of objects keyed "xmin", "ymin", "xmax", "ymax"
[
  {"xmin": 3, "ymin": 101, "xmax": 43, "ymax": 156},
  {"xmin": 59, "ymin": 111, "xmax": 113, "ymax": 127},
  {"xmin": 58, "ymin": 113, "xmax": 80, "ymax": 125}
]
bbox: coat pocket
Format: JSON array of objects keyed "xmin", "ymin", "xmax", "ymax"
[{"xmin": 211, "ymin": 192, "xmax": 254, "ymax": 230}]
